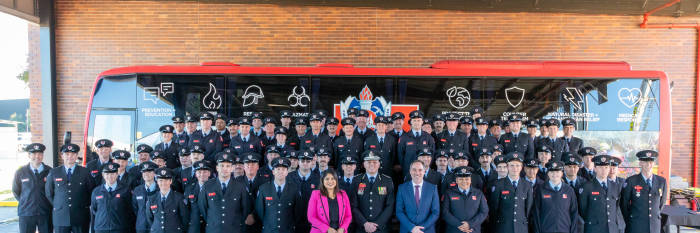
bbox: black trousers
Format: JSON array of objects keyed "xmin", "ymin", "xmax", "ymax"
[
  {"xmin": 19, "ymin": 215, "xmax": 51, "ymax": 233},
  {"xmin": 54, "ymin": 225, "xmax": 87, "ymax": 233}
]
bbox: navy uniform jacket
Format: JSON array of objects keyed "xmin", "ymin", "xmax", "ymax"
[
  {"xmin": 397, "ymin": 131, "xmax": 436, "ymax": 176},
  {"xmin": 173, "ymin": 166, "xmax": 193, "ymax": 193},
  {"xmin": 620, "ymin": 174, "xmax": 667, "ymax": 233},
  {"xmin": 174, "ymin": 132, "xmax": 190, "ymax": 147},
  {"xmin": 350, "ymin": 174, "xmax": 395, "ymax": 233},
  {"xmin": 523, "ymin": 177, "xmax": 544, "ymax": 191},
  {"xmin": 363, "ymin": 134, "xmax": 397, "ymax": 176},
  {"xmin": 229, "ymin": 135, "xmax": 264, "ymax": 158},
  {"xmin": 354, "ymin": 127, "xmax": 376, "ymax": 141},
  {"xmin": 235, "ymin": 173, "xmax": 270, "ymax": 233},
  {"xmin": 532, "ymin": 182, "xmax": 579, "ymax": 233},
  {"xmin": 578, "ymin": 168, "xmax": 597, "ymax": 182},
  {"xmin": 440, "ymin": 171, "xmax": 484, "ymax": 196},
  {"xmin": 287, "ymin": 171, "xmax": 320, "ymax": 233},
  {"xmin": 90, "ymin": 184, "xmax": 134, "ymax": 231},
  {"xmin": 155, "ymin": 141, "xmax": 181, "ymax": 169},
  {"xmin": 499, "ymin": 132, "xmax": 535, "ymax": 159},
  {"xmin": 300, "ymin": 132, "xmax": 333, "ymax": 152},
  {"xmin": 560, "ymin": 136, "xmax": 584, "ymax": 155},
  {"xmin": 609, "ymin": 177, "xmax": 626, "ymax": 233},
  {"xmin": 86, "ymin": 159, "xmax": 111, "ymax": 185},
  {"xmin": 45, "ymin": 165, "xmax": 96, "ymax": 227},
  {"xmin": 146, "ymin": 191, "xmax": 190, "ymax": 233},
  {"xmin": 579, "ymin": 179, "xmax": 621, "ymax": 233},
  {"xmin": 185, "ymin": 182, "xmax": 206, "ymax": 233},
  {"xmin": 198, "ymin": 178, "xmax": 251, "ymax": 233},
  {"xmin": 387, "ymin": 129, "xmax": 405, "ymax": 141},
  {"xmin": 188, "ymin": 130, "xmax": 224, "ymax": 163},
  {"xmin": 132, "ymin": 183, "xmax": 159, "ymax": 231},
  {"xmin": 488, "ymin": 177, "xmax": 533, "ymax": 233},
  {"xmin": 332, "ymin": 135, "xmax": 364, "ymax": 168},
  {"xmin": 564, "ymin": 176, "xmax": 589, "ymax": 198},
  {"xmin": 535, "ymin": 137, "xmax": 568, "ymax": 161},
  {"xmin": 468, "ymin": 134, "xmax": 498, "ymax": 168},
  {"xmin": 259, "ymin": 134, "xmax": 277, "ymax": 149},
  {"xmin": 441, "ymin": 187, "xmax": 489, "ymax": 233},
  {"xmin": 255, "ymin": 181, "xmax": 304, "ymax": 233},
  {"xmin": 287, "ymin": 135, "xmax": 302, "ymax": 150},
  {"xmin": 13, "ymin": 163, "xmax": 52, "ymax": 216},
  {"xmin": 435, "ymin": 130, "xmax": 469, "ymax": 153},
  {"xmin": 475, "ymin": 167, "xmax": 499, "ymax": 193},
  {"xmin": 219, "ymin": 129, "xmax": 231, "ymax": 148}
]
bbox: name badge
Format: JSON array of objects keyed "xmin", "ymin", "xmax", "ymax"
[
  {"xmin": 449, "ymin": 183, "xmax": 456, "ymax": 187},
  {"xmin": 422, "ymin": 141, "xmax": 427, "ymax": 145},
  {"xmin": 406, "ymin": 142, "xmax": 414, "ymax": 145},
  {"xmin": 150, "ymin": 205, "xmax": 158, "ymax": 209},
  {"xmin": 440, "ymin": 139, "xmax": 447, "ymax": 142},
  {"xmin": 235, "ymin": 146, "xmax": 241, "ymax": 149},
  {"xmin": 501, "ymin": 190, "xmax": 510, "ymax": 195},
  {"xmin": 472, "ymin": 196, "xmax": 477, "ymax": 200},
  {"xmin": 208, "ymin": 192, "xmax": 216, "ymax": 197},
  {"xmin": 290, "ymin": 142, "xmax": 296, "ymax": 146},
  {"xmin": 505, "ymin": 140, "xmax": 511, "ymax": 143},
  {"xmin": 305, "ymin": 140, "xmax": 311, "ymax": 143},
  {"xmin": 472, "ymin": 143, "xmax": 478, "ymax": 146},
  {"xmin": 116, "ymin": 194, "xmax": 121, "ymax": 198},
  {"xmin": 183, "ymin": 178, "xmax": 188, "ymax": 182},
  {"xmin": 136, "ymin": 196, "xmax": 143, "ymax": 200},
  {"xmin": 179, "ymin": 140, "xmax": 185, "ymax": 143},
  {"xmin": 21, "ymin": 178, "xmax": 29, "ymax": 182},
  {"xmin": 338, "ymin": 145, "xmax": 344, "ymax": 148},
  {"xmin": 96, "ymin": 195, "xmax": 103, "ymax": 199},
  {"xmin": 543, "ymin": 194, "xmax": 551, "ymax": 198},
  {"xmin": 370, "ymin": 145, "xmax": 376, "ymax": 149},
  {"xmin": 189, "ymin": 195, "xmax": 195, "ymax": 199},
  {"xmin": 265, "ymin": 197, "xmax": 273, "ymax": 200},
  {"xmin": 592, "ymin": 192, "xmax": 600, "ymax": 195},
  {"xmin": 249, "ymin": 145, "xmax": 254, "ymax": 149},
  {"xmin": 55, "ymin": 178, "xmax": 63, "ymax": 182},
  {"xmin": 91, "ymin": 170, "xmax": 98, "ymax": 174},
  {"xmin": 209, "ymin": 139, "xmax": 214, "ymax": 143},
  {"xmin": 562, "ymin": 194, "xmax": 568, "ymax": 199},
  {"xmin": 193, "ymin": 140, "xmax": 200, "ymax": 143},
  {"xmin": 451, "ymin": 197, "xmax": 459, "ymax": 200}
]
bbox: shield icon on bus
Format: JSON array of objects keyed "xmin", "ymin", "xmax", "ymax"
[{"xmin": 505, "ymin": 86, "xmax": 525, "ymax": 108}]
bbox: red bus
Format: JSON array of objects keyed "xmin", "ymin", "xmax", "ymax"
[{"xmin": 83, "ymin": 60, "xmax": 671, "ymax": 180}]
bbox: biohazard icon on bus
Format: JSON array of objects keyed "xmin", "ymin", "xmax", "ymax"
[{"xmin": 333, "ymin": 85, "xmax": 418, "ymax": 131}]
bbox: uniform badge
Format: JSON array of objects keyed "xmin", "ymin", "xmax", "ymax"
[
  {"xmin": 562, "ymin": 194, "xmax": 568, "ymax": 199},
  {"xmin": 21, "ymin": 178, "xmax": 29, "ymax": 182},
  {"xmin": 235, "ymin": 146, "xmax": 241, "ymax": 149},
  {"xmin": 136, "ymin": 196, "xmax": 143, "ymax": 200},
  {"xmin": 472, "ymin": 196, "xmax": 477, "ymax": 200},
  {"xmin": 305, "ymin": 140, "xmax": 311, "ymax": 143},
  {"xmin": 310, "ymin": 184, "xmax": 315, "ymax": 189},
  {"xmin": 543, "ymin": 194, "xmax": 551, "ymax": 198},
  {"xmin": 249, "ymin": 145, "xmax": 254, "ymax": 149},
  {"xmin": 208, "ymin": 192, "xmax": 216, "ymax": 197},
  {"xmin": 183, "ymin": 178, "xmax": 188, "ymax": 182},
  {"xmin": 472, "ymin": 143, "xmax": 478, "ymax": 146},
  {"xmin": 422, "ymin": 141, "xmax": 427, "ymax": 145},
  {"xmin": 358, "ymin": 183, "xmax": 366, "ymax": 195},
  {"xmin": 188, "ymin": 195, "xmax": 195, "ymax": 199},
  {"xmin": 451, "ymin": 197, "xmax": 459, "ymax": 200},
  {"xmin": 96, "ymin": 195, "xmax": 103, "ymax": 199},
  {"xmin": 116, "ymin": 194, "xmax": 121, "ymax": 198},
  {"xmin": 338, "ymin": 145, "xmax": 344, "ymax": 148},
  {"xmin": 406, "ymin": 142, "xmax": 413, "ymax": 145},
  {"xmin": 150, "ymin": 205, "xmax": 158, "ymax": 209},
  {"xmin": 378, "ymin": 187, "xmax": 386, "ymax": 195},
  {"xmin": 592, "ymin": 192, "xmax": 600, "ymax": 195},
  {"xmin": 265, "ymin": 197, "xmax": 273, "ymax": 200},
  {"xmin": 634, "ymin": 185, "xmax": 643, "ymax": 197},
  {"xmin": 440, "ymin": 139, "xmax": 447, "ymax": 142},
  {"xmin": 55, "ymin": 178, "xmax": 63, "ymax": 182},
  {"xmin": 501, "ymin": 190, "xmax": 509, "ymax": 195},
  {"xmin": 505, "ymin": 140, "xmax": 511, "ymax": 143},
  {"xmin": 449, "ymin": 183, "xmax": 456, "ymax": 187},
  {"xmin": 370, "ymin": 145, "xmax": 376, "ymax": 149},
  {"xmin": 209, "ymin": 139, "xmax": 214, "ymax": 143}
]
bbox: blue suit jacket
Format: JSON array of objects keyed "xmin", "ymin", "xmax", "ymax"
[{"xmin": 395, "ymin": 181, "xmax": 440, "ymax": 233}]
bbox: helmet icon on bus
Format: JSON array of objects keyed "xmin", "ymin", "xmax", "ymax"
[
  {"xmin": 202, "ymin": 83, "xmax": 222, "ymax": 109},
  {"xmin": 242, "ymin": 85, "xmax": 264, "ymax": 107}
]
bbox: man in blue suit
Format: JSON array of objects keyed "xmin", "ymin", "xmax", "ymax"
[{"xmin": 396, "ymin": 160, "xmax": 440, "ymax": 233}]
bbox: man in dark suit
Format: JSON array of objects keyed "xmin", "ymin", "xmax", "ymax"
[
  {"xmin": 198, "ymin": 152, "xmax": 251, "ymax": 233},
  {"xmin": 86, "ymin": 139, "xmax": 113, "ymax": 185},
  {"xmin": 45, "ymin": 144, "xmax": 96, "ymax": 233},
  {"xmin": 13, "ymin": 143, "xmax": 52, "ymax": 233},
  {"xmin": 487, "ymin": 152, "xmax": 533, "ymax": 233},
  {"xmin": 395, "ymin": 160, "xmax": 440, "ymax": 233},
  {"xmin": 523, "ymin": 158, "xmax": 544, "ymax": 189},
  {"xmin": 560, "ymin": 118, "xmax": 584, "ymax": 155},
  {"xmin": 188, "ymin": 112, "xmax": 224, "ymax": 163},
  {"xmin": 562, "ymin": 153, "xmax": 588, "ymax": 198},
  {"xmin": 333, "ymin": 118, "xmax": 364, "ymax": 169},
  {"xmin": 579, "ymin": 155, "xmax": 621, "ymax": 233},
  {"xmin": 621, "ymin": 150, "xmax": 667, "ymax": 233},
  {"xmin": 363, "ymin": 116, "xmax": 397, "ymax": 176},
  {"xmin": 229, "ymin": 117, "xmax": 264, "ymax": 157},
  {"xmin": 577, "ymin": 147, "xmax": 598, "ymax": 181},
  {"xmin": 469, "ymin": 118, "xmax": 498, "ymax": 170},
  {"xmin": 397, "ymin": 110, "xmax": 436, "ymax": 177},
  {"xmin": 388, "ymin": 112, "xmax": 406, "ymax": 140},
  {"xmin": 236, "ymin": 153, "xmax": 269, "ymax": 233},
  {"xmin": 260, "ymin": 117, "xmax": 278, "ymax": 149},
  {"xmin": 535, "ymin": 118, "xmax": 568, "ymax": 161},
  {"xmin": 301, "ymin": 113, "xmax": 333, "ymax": 152},
  {"xmin": 435, "ymin": 113, "xmax": 469, "ymax": 153},
  {"xmin": 498, "ymin": 114, "xmax": 535, "ymax": 159},
  {"xmin": 155, "ymin": 125, "xmax": 181, "ymax": 169}
]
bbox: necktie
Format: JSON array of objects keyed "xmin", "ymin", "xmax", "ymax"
[
  {"xmin": 450, "ymin": 133, "xmax": 454, "ymax": 137},
  {"xmin": 66, "ymin": 168, "xmax": 72, "ymax": 182},
  {"xmin": 602, "ymin": 182, "xmax": 608, "ymax": 191},
  {"xmin": 480, "ymin": 136, "xmax": 484, "ymax": 141},
  {"xmin": 249, "ymin": 180, "xmax": 254, "ymax": 188},
  {"xmin": 369, "ymin": 177, "xmax": 375, "ymax": 184},
  {"xmin": 222, "ymin": 183, "xmax": 227, "ymax": 194},
  {"xmin": 569, "ymin": 180, "xmax": 575, "ymax": 187},
  {"xmin": 463, "ymin": 190, "xmax": 468, "ymax": 196},
  {"xmin": 346, "ymin": 178, "xmax": 351, "ymax": 183},
  {"xmin": 108, "ymin": 187, "xmax": 113, "ymax": 193},
  {"xmin": 34, "ymin": 169, "xmax": 38, "ymax": 176},
  {"xmin": 414, "ymin": 185, "xmax": 421, "ymax": 206},
  {"xmin": 555, "ymin": 186, "xmax": 560, "ymax": 191},
  {"xmin": 646, "ymin": 178, "xmax": 652, "ymax": 187},
  {"xmin": 161, "ymin": 196, "xmax": 166, "ymax": 206},
  {"xmin": 243, "ymin": 137, "xmax": 247, "ymax": 143},
  {"xmin": 379, "ymin": 138, "xmax": 384, "ymax": 145},
  {"xmin": 277, "ymin": 186, "xmax": 282, "ymax": 198},
  {"xmin": 164, "ymin": 143, "xmax": 168, "ymax": 150},
  {"xmin": 484, "ymin": 171, "xmax": 489, "ymax": 177},
  {"xmin": 512, "ymin": 181, "xmax": 517, "ymax": 189}
]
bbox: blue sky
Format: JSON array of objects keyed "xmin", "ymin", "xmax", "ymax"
[{"xmin": 0, "ymin": 12, "xmax": 29, "ymax": 100}]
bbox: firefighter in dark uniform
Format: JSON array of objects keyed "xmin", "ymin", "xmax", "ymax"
[
  {"xmin": 198, "ymin": 152, "xmax": 251, "ymax": 233},
  {"xmin": 363, "ymin": 116, "xmax": 396, "ymax": 176},
  {"xmin": 185, "ymin": 115, "xmax": 199, "ymax": 136},
  {"xmin": 350, "ymin": 150, "xmax": 395, "ymax": 233},
  {"xmin": 562, "ymin": 153, "xmax": 588, "ymax": 198},
  {"xmin": 250, "ymin": 112, "xmax": 265, "ymax": 139},
  {"xmin": 608, "ymin": 156, "xmax": 626, "ymax": 233},
  {"xmin": 469, "ymin": 117, "xmax": 498, "ymax": 170},
  {"xmin": 86, "ymin": 139, "xmax": 113, "ymax": 185},
  {"xmin": 408, "ymin": 148, "xmax": 443, "ymax": 188},
  {"xmin": 442, "ymin": 150, "xmax": 484, "ymax": 194},
  {"xmin": 523, "ymin": 158, "xmax": 544, "ymax": 189},
  {"xmin": 255, "ymin": 157, "xmax": 303, "ymax": 233},
  {"xmin": 286, "ymin": 150, "xmax": 319, "ymax": 233},
  {"xmin": 186, "ymin": 161, "xmax": 212, "ymax": 233},
  {"xmin": 90, "ymin": 162, "xmax": 134, "ymax": 233},
  {"xmin": 155, "ymin": 125, "xmax": 181, "ymax": 169},
  {"xmin": 301, "ymin": 113, "xmax": 334, "ymax": 152},
  {"xmin": 333, "ymin": 117, "xmax": 364, "ymax": 169},
  {"xmin": 129, "ymin": 144, "xmax": 154, "ymax": 182},
  {"xmin": 13, "ymin": 143, "xmax": 52, "ymax": 233},
  {"xmin": 260, "ymin": 117, "xmax": 278, "ymax": 149},
  {"xmin": 525, "ymin": 120, "xmax": 539, "ymax": 141},
  {"xmin": 536, "ymin": 145, "xmax": 554, "ymax": 181},
  {"xmin": 579, "ymin": 155, "xmax": 621, "ymax": 233},
  {"xmin": 532, "ymin": 160, "xmax": 579, "ymax": 233},
  {"xmin": 354, "ymin": 109, "xmax": 377, "ymax": 141},
  {"xmin": 459, "ymin": 116, "xmax": 474, "ymax": 138},
  {"xmin": 441, "ymin": 166, "xmax": 489, "ymax": 233},
  {"xmin": 132, "ymin": 161, "xmax": 159, "ymax": 233},
  {"xmin": 431, "ymin": 113, "xmax": 445, "ymax": 140},
  {"xmin": 436, "ymin": 113, "xmax": 469, "ymax": 153},
  {"xmin": 326, "ymin": 117, "xmax": 340, "ymax": 142},
  {"xmin": 577, "ymin": 147, "xmax": 598, "ymax": 181},
  {"xmin": 146, "ymin": 168, "xmax": 189, "ymax": 233},
  {"xmin": 279, "ymin": 110, "xmax": 297, "ymax": 139},
  {"xmin": 338, "ymin": 156, "xmax": 359, "ymax": 193},
  {"xmin": 498, "ymin": 114, "xmax": 535, "ymax": 159},
  {"xmin": 236, "ymin": 152, "xmax": 269, "ymax": 233},
  {"xmin": 272, "ymin": 127, "xmax": 294, "ymax": 156},
  {"xmin": 188, "ymin": 112, "xmax": 224, "ymax": 163},
  {"xmin": 397, "ymin": 110, "xmax": 436, "ymax": 177},
  {"xmin": 230, "ymin": 117, "xmax": 264, "ymax": 156},
  {"xmin": 258, "ymin": 147, "xmax": 282, "ymax": 179},
  {"xmin": 172, "ymin": 116, "xmax": 190, "ymax": 146},
  {"xmin": 535, "ymin": 118, "xmax": 567, "ymax": 161},
  {"xmin": 620, "ymin": 150, "xmax": 666, "ymax": 233},
  {"xmin": 111, "ymin": 150, "xmax": 139, "ymax": 189},
  {"xmin": 388, "ymin": 112, "xmax": 406, "ymax": 139},
  {"xmin": 215, "ymin": 113, "xmax": 232, "ymax": 148},
  {"xmin": 475, "ymin": 147, "xmax": 499, "ymax": 192},
  {"xmin": 172, "ymin": 148, "xmax": 192, "ymax": 193},
  {"xmin": 487, "ymin": 152, "xmax": 533, "ymax": 233},
  {"xmin": 560, "ymin": 118, "xmax": 584, "ymax": 155},
  {"xmin": 289, "ymin": 117, "xmax": 307, "ymax": 150},
  {"xmin": 45, "ymin": 143, "xmax": 95, "ymax": 233}
]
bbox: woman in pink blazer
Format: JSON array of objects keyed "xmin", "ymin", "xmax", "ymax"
[{"xmin": 307, "ymin": 169, "xmax": 352, "ymax": 233}]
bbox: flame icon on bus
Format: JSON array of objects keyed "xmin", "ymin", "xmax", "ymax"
[{"xmin": 202, "ymin": 83, "xmax": 222, "ymax": 109}]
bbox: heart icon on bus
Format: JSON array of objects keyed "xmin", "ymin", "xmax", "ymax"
[{"xmin": 618, "ymin": 88, "xmax": 642, "ymax": 108}]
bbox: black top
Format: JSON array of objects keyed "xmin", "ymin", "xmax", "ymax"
[{"xmin": 328, "ymin": 196, "xmax": 339, "ymax": 229}]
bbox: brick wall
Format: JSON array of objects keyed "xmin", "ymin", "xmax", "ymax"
[{"xmin": 28, "ymin": 0, "xmax": 699, "ymax": 183}]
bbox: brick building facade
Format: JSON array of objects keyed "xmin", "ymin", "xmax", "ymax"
[{"xmin": 28, "ymin": 0, "xmax": 699, "ymax": 182}]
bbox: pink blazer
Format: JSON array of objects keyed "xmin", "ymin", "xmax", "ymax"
[{"xmin": 307, "ymin": 189, "xmax": 352, "ymax": 233}]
